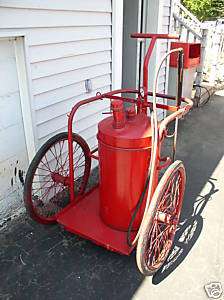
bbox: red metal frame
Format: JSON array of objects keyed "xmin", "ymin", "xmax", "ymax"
[
  {"xmin": 59, "ymin": 33, "xmax": 193, "ymax": 254},
  {"xmin": 68, "ymin": 93, "xmax": 192, "ymax": 204}
]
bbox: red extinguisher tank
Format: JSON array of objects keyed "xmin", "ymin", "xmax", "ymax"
[{"xmin": 97, "ymin": 100, "xmax": 153, "ymax": 231}]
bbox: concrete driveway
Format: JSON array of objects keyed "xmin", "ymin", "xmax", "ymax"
[{"xmin": 1, "ymin": 91, "xmax": 224, "ymax": 300}]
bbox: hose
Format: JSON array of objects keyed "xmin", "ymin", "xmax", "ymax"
[{"xmin": 127, "ymin": 47, "xmax": 184, "ymax": 247}]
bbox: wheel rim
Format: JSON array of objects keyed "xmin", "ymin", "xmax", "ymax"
[
  {"xmin": 144, "ymin": 167, "xmax": 185, "ymax": 272},
  {"xmin": 30, "ymin": 136, "xmax": 89, "ymax": 222}
]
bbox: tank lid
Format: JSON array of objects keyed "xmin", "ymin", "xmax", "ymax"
[{"xmin": 97, "ymin": 112, "xmax": 152, "ymax": 149}]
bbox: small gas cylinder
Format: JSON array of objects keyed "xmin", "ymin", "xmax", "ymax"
[{"xmin": 97, "ymin": 100, "xmax": 153, "ymax": 231}]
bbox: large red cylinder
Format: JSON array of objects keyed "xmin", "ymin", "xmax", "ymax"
[{"xmin": 97, "ymin": 101, "xmax": 153, "ymax": 231}]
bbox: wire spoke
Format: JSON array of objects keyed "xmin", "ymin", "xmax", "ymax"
[
  {"xmin": 143, "ymin": 166, "xmax": 185, "ymax": 272},
  {"xmin": 29, "ymin": 135, "xmax": 89, "ymax": 220}
]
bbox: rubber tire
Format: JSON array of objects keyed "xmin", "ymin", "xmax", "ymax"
[
  {"xmin": 136, "ymin": 160, "xmax": 186, "ymax": 276},
  {"xmin": 24, "ymin": 132, "xmax": 91, "ymax": 224}
]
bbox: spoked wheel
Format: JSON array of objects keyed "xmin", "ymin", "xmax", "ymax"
[
  {"xmin": 136, "ymin": 160, "xmax": 186, "ymax": 276},
  {"xmin": 24, "ymin": 132, "xmax": 91, "ymax": 224}
]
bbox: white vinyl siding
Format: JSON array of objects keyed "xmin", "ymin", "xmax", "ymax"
[
  {"xmin": 144, "ymin": 0, "xmax": 173, "ymax": 95},
  {"xmin": 0, "ymin": 1, "xmax": 112, "ymax": 12},
  {"xmin": 158, "ymin": 0, "xmax": 172, "ymax": 94},
  {"xmin": 0, "ymin": 0, "xmax": 112, "ymax": 152},
  {"xmin": 144, "ymin": 0, "xmax": 173, "ymax": 119}
]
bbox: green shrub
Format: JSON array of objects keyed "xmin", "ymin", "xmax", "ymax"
[{"xmin": 182, "ymin": 0, "xmax": 224, "ymax": 21}]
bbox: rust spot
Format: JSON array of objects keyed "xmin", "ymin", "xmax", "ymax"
[
  {"xmin": 18, "ymin": 169, "xmax": 24, "ymax": 186},
  {"xmin": 14, "ymin": 167, "xmax": 17, "ymax": 177}
]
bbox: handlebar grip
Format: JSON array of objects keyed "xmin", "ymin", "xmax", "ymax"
[{"xmin": 130, "ymin": 33, "xmax": 180, "ymax": 40}]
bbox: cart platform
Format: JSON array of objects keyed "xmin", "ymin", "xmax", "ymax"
[{"xmin": 57, "ymin": 187, "xmax": 135, "ymax": 255}]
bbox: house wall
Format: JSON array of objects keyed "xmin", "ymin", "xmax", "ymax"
[
  {"xmin": 160, "ymin": 0, "xmax": 173, "ymax": 94},
  {"xmin": 0, "ymin": 0, "xmax": 124, "ymax": 222},
  {"xmin": 0, "ymin": 38, "xmax": 29, "ymax": 221},
  {"xmin": 122, "ymin": 0, "xmax": 139, "ymax": 89},
  {"xmin": 144, "ymin": 0, "xmax": 173, "ymax": 119},
  {"xmin": 122, "ymin": 0, "xmax": 173, "ymax": 106},
  {"xmin": 0, "ymin": 0, "xmax": 113, "ymax": 155},
  {"xmin": 146, "ymin": 0, "xmax": 173, "ymax": 94}
]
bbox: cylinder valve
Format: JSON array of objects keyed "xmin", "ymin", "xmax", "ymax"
[{"xmin": 111, "ymin": 100, "xmax": 126, "ymax": 129}]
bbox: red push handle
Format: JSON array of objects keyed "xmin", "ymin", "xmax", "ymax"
[
  {"xmin": 131, "ymin": 33, "xmax": 179, "ymax": 112},
  {"xmin": 131, "ymin": 33, "xmax": 179, "ymax": 40}
]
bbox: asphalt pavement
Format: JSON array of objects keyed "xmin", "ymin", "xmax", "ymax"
[{"xmin": 1, "ymin": 91, "xmax": 224, "ymax": 300}]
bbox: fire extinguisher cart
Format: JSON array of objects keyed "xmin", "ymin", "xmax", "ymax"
[{"xmin": 24, "ymin": 34, "xmax": 193, "ymax": 276}]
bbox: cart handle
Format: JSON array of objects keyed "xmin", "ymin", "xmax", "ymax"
[
  {"xmin": 131, "ymin": 33, "xmax": 179, "ymax": 40},
  {"xmin": 67, "ymin": 88, "xmax": 138, "ymax": 203},
  {"xmin": 130, "ymin": 33, "xmax": 179, "ymax": 112}
]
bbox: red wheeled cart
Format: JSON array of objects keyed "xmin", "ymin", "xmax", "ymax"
[{"xmin": 24, "ymin": 33, "xmax": 193, "ymax": 275}]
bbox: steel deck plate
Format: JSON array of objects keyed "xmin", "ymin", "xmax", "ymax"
[{"xmin": 56, "ymin": 187, "xmax": 135, "ymax": 255}]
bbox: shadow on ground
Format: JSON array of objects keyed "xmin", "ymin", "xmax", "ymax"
[
  {"xmin": 1, "ymin": 94, "xmax": 224, "ymax": 299},
  {"xmin": 153, "ymin": 94, "xmax": 224, "ymax": 284}
]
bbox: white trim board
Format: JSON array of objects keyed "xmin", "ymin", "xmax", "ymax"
[
  {"xmin": 14, "ymin": 37, "xmax": 37, "ymax": 161},
  {"xmin": 112, "ymin": 0, "xmax": 123, "ymax": 90}
]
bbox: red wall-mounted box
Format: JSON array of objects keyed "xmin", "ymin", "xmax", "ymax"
[{"xmin": 170, "ymin": 42, "xmax": 201, "ymax": 69}]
